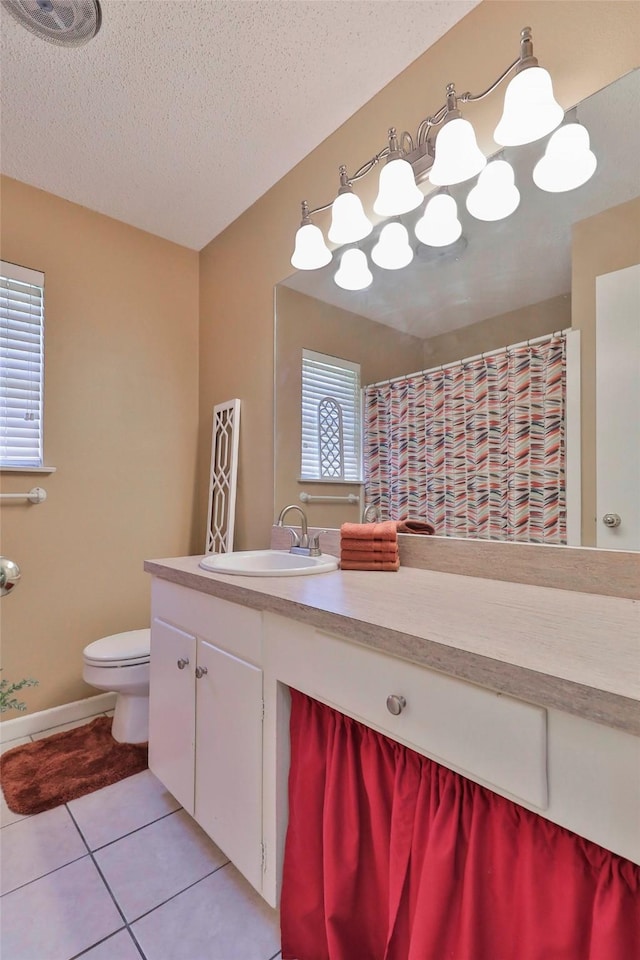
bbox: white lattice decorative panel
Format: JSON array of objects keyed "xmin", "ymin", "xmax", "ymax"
[{"xmin": 205, "ymin": 399, "xmax": 241, "ymax": 554}]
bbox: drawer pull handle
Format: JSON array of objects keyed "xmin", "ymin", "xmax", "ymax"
[
  {"xmin": 386, "ymin": 694, "xmax": 406, "ymax": 716},
  {"xmin": 176, "ymin": 658, "xmax": 189, "ymax": 670},
  {"xmin": 195, "ymin": 666, "xmax": 208, "ymax": 679}
]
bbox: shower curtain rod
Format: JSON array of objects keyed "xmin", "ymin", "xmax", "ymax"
[{"xmin": 367, "ymin": 328, "xmax": 572, "ymax": 389}]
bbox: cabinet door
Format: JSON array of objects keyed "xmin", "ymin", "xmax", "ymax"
[
  {"xmin": 195, "ymin": 640, "xmax": 263, "ymax": 893},
  {"xmin": 149, "ymin": 618, "xmax": 197, "ymax": 814}
]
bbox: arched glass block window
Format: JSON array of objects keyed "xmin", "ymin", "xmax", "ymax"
[
  {"xmin": 318, "ymin": 397, "xmax": 344, "ymax": 479},
  {"xmin": 301, "ymin": 349, "xmax": 361, "ymax": 481}
]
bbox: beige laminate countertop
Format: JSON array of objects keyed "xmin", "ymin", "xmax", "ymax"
[{"xmin": 144, "ymin": 556, "xmax": 640, "ymax": 736}]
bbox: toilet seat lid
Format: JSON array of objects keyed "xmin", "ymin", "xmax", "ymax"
[{"xmin": 83, "ymin": 628, "xmax": 150, "ymax": 664}]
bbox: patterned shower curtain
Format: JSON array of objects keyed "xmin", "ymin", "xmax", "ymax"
[{"xmin": 363, "ymin": 335, "xmax": 567, "ymax": 543}]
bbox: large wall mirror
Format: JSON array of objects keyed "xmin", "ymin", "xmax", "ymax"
[{"xmin": 274, "ymin": 70, "xmax": 640, "ymax": 550}]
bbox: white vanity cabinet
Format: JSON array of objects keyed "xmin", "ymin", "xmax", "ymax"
[{"xmin": 148, "ymin": 579, "xmax": 264, "ymax": 893}]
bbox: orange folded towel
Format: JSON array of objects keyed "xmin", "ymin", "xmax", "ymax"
[
  {"xmin": 340, "ymin": 520, "xmax": 400, "ymax": 570},
  {"xmin": 340, "ymin": 558, "xmax": 400, "ymax": 572},
  {"xmin": 340, "ymin": 538, "xmax": 399, "ymax": 554},
  {"xmin": 340, "ymin": 521, "xmax": 398, "ymax": 542},
  {"xmin": 341, "ymin": 547, "xmax": 399, "ymax": 563}
]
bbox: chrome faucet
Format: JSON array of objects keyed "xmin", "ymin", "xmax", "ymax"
[{"xmin": 277, "ymin": 504, "xmax": 323, "ymax": 557}]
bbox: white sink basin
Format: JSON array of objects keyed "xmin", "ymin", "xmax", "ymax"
[{"xmin": 199, "ymin": 549, "xmax": 339, "ymax": 577}]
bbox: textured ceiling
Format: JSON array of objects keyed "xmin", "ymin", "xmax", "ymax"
[{"xmin": 0, "ymin": 0, "xmax": 478, "ymax": 250}]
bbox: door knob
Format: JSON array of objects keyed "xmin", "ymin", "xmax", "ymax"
[
  {"xmin": 386, "ymin": 694, "xmax": 406, "ymax": 716},
  {"xmin": 195, "ymin": 666, "xmax": 208, "ymax": 679},
  {"xmin": 176, "ymin": 657, "xmax": 189, "ymax": 670},
  {"xmin": 602, "ymin": 513, "xmax": 622, "ymax": 528},
  {"xmin": 0, "ymin": 557, "xmax": 21, "ymax": 597}
]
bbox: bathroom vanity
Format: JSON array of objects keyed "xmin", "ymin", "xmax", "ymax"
[{"xmin": 144, "ymin": 552, "xmax": 640, "ymax": 909}]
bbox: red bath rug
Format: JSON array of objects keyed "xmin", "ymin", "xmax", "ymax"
[{"xmin": 0, "ymin": 716, "xmax": 148, "ymax": 815}]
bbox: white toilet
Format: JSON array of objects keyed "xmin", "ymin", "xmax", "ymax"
[{"xmin": 82, "ymin": 629, "xmax": 151, "ymax": 743}]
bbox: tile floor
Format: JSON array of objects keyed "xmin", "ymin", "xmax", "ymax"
[{"xmin": 1, "ymin": 713, "xmax": 281, "ymax": 960}]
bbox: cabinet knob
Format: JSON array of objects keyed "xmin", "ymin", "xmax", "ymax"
[
  {"xmin": 176, "ymin": 657, "xmax": 189, "ymax": 670},
  {"xmin": 386, "ymin": 694, "xmax": 406, "ymax": 716},
  {"xmin": 195, "ymin": 666, "xmax": 208, "ymax": 679},
  {"xmin": 602, "ymin": 513, "xmax": 622, "ymax": 528}
]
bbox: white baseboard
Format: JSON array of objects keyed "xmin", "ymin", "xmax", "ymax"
[{"xmin": 0, "ymin": 692, "xmax": 117, "ymax": 743}]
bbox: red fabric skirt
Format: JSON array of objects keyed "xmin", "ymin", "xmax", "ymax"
[{"xmin": 281, "ymin": 689, "xmax": 640, "ymax": 960}]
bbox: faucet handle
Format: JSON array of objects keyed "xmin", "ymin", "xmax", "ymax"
[
  {"xmin": 283, "ymin": 526, "xmax": 301, "ymax": 548},
  {"xmin": 309, "ymin": 530, "xmax": 327, "ymax": 556}
]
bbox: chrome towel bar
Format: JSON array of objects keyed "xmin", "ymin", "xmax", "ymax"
[
  {"xmin": 0, "ymin": 486, "xmax": 47, "ymax": 504},
  {"xmin": 299, "ymin": 492, "xmax": 359, "ymax": 505}
]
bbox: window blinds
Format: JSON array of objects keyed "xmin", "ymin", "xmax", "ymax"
[
  {"xmin": 0, "ymin": 262, "xmax": 44, "ymax": 468},
  {"xmin": 301, "ymin": 349, "xmax": 361, "ymax": 481}
]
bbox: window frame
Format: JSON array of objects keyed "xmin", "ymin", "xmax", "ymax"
[
  {"xmin": 300, "ymin": 348, "xmax": 363, "ymax": 483},
  {"xmin": 0, "ymin": 260, "xmax": 47, "ymax": 471}
]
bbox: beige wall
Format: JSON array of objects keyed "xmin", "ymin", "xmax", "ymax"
[
  {"xmin": 572, "ymin": 196, "xmax": 640, "ymax": 546},
  {"xmin": 0, "ymin": 177, "xmax": 199, "ymax": 716},
  {"xmin": 198, "ymin": 1, "xmax": 640, "ymax": 553},
  {"xmin": 275, "ymin": 286, "xmax": 424, "ymax": 528},
  {"xmin": 3, "ymin": 0, "xmax": 638, "ymax": 718},
  {"xmin": 421, "ymin": 294, "xmax": 571, "ymax": 369}
]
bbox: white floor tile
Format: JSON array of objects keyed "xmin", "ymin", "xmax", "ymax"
[
  {"xmin": 30, "ymin": 716, "xmax": 104, "ymax": 741},
  {"xmin": 132, "ymin": 862, "xmax": 280, "ymax": 960},
  {"xmin": 0, "ymin": 856, "xmax": 123, "ymax": 960},
  {"xmin": 94, "ymin": 808, "xmax": 228, "ymax": 922},
  {"xmin": 68, "ymin": 769, "xmax": 180, "ymax": 850},
  {"xmin": 0, "ymin": 805, "xmax": 87, "ymax": 895},
  {"xmin": 1, "ymin": 788, "xmax": 30, "ymax": 828},
  {"xmin": 0, "ymin": 735, "xmax": 32, "ymax": 756},
  {"xmin": 75, "ymin": 928, "xmax": 142, "ymax": 960}
]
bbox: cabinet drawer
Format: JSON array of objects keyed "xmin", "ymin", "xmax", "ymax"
[
  {"xmin": 265, "ymin": 614, "xmax": 547, "ymax": 809},
  {"xmin": 151, "ymin": 579, "xmax": 262, "ymax": 665}
]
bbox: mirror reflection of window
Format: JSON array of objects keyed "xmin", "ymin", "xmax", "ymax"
[{"xmin": 301, "ymin": 350, "xmax": 362, "ymax": 482}]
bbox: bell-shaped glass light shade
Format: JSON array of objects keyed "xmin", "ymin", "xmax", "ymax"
[
  {"xmin": 371, "ymin": 223, "xmax": 414, "ymax": 270},
  {"xmin": 373, "ymin": 157, "xmax": 423, "ymax": 217},
  {"xmin": 494, "ymin": 66, "xmax": 564, "ymax": 146},
  {"xmin": 334, "ymin": 249, "xmax": 373, "ymax": 291},
  {"xmin": 328, "ymin": 191, "xmax": 373, "ymax": 244},
  {"xmin": 466, "ymin": 160, "xmax": 520, "ymax": 222},
  {"xmin": 291, "ymin": 223, "xmax": 332, "ymax": 270},
  {"xmin": 533, "ymin": 123, "xmax": 597, "ymax": 193},
  {"xmin": 415, "ymin": 194, "xmax": 462, "ymax": 247},
  {"xmin": 429, "ymin": 117, "xmax": 486, "ymax": 186}
]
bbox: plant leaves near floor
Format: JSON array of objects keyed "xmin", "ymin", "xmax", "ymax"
[
  {"xmin": 0, "ymin": 672, "xmax": 39, "ymax": 713},
  {"xmin": 0, "ymin": 716, "xmax": 147, "ymax": 815}
]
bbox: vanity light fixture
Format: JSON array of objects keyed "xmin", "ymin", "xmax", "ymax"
[
  {"xmin": 371, "ymin": 222, "xmax": 414, "ymax": 270},
  {"xmin": 328, "ymin": 166, "xmax": 373, "ymax": 244},
  {"xmin": 373, "ymin": 128, "xmax": 424, "ymax": 216},
  {"xmin": 428, "ymin": 85, "xmax": 487, "ymax": 186},
  {"xmin": 532, "ymin": 123, "xmax": 597, "ymax": 193},
  {"xmin": 291, "ymin": 27, "xmax": 592, "ymax": 286},
  {"xmin": 414, "ymin": 193, "xmax": 462, "ymax": 247},
  {"xmin": 466, "ymin": 159, "xmax": 521, "ymax": 221},
  {"xmin": 493, "ymin": 30, "xmax": 564, "ymax": 146},
  {"xmin": 334, "ymin": 249, "xmax": 373, "ymax": 291},
  {"xmin": 291, "ymin": 201, "xmax": 332, "ymax": 270}
]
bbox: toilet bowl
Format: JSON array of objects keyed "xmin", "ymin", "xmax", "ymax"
[{"xmin": 83, "ymin": 629, "xmax": 150, "ymax": 743}]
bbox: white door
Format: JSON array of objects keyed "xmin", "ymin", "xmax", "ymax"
[
  {"xmin": 596, "ymin": 264, "xmax": 640, "ymax": 550},
  {"xmin": 148, "ymin": 619, "xmax": 197, "ymax": 813},
  {"xmin": 195, "ymin": 639, "xmax": 264, "ymax": 893}
]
